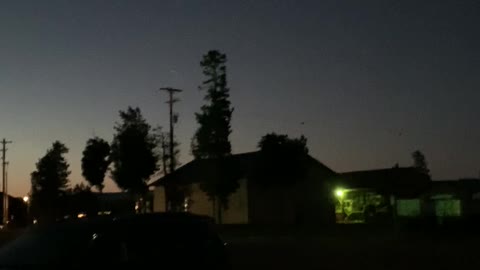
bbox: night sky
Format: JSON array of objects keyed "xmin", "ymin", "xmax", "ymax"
[{"xmin": 1, "ymin": 0, "xmax": 479, "ymax": 196}]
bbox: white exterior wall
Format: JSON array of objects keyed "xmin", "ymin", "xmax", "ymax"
[
  {"xmin": 189, "ymin": 178, "xmax": 249, "ymax": 224},
  {"xmin": 153, "ymin": 186, "xmax": 166, "ymax": 212},
  {"xmin": 189, "ymin": 183, "xmax": 214, "ymax": 216},
  {"xmin": 222, "ymin": 178, "xmax": 249, "ymax": 224},
  {"xmin": 152, "ymin": 178, "xmax": 249, "ymax": 224}
]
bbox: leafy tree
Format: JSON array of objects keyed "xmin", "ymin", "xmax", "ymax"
[
  {"xmin": 81, "ymin": 137, "xmax": 110, "ymax": 192},
  {"xmin": 110, "ymin": 107, "xmax": 159, "ymax": 195},
  {"xmin": 412, "ymin": 150, "xmax": 431, "ymax": 178},
  {"xmin": 251, "ymin": 133, "xmax": 309, "ymax": 187},
  {"xmin": 191, "ymin": 50, "xmax": 235, "ymax": 222},
  {"xmin": 30, "ymin": 141, "xmax": 71, "ymax": 222},
  {"xmin": 199, "ymin": 158, "xmax": 241, "ymax": 207}
]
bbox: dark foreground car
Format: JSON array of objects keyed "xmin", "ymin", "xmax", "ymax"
[{"xmin": 0, "ymin": 213, "xmax": 229, "ymax": 269}]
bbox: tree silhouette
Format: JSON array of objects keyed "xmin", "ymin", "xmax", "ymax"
[
  {"xmin": 153, "ymin": 127, "xmax": 169, "ymax": 176},
  {"xmin": 251, "ymin": 133, "xmax": 309, "ymax": 187},
  {"xmin": 167, "ymin": 133, "xmax": 181, "ymax": 173},
  {"xmin": 191, "ymin": 50, "xmax": 235, "ymax": 222},
  {"xmin": 81, "ymin": 137, "xmax": 110, "ymax": 192},
  {"xmin": 30, "ymin": 141, "xmax": 71, "ymax": 223},
  {"xmin": 153, "ymin": 127, "xmax": 184, "ymax": 210},
  {"xmin": 72, "ymin": 182, "xmax": 91, "ymax": 193},
  {"xmin": 192, "ymin": 50, "xmax": 233, "ymax": 159},
  {"xmin": 412, "ymin": 150, "xmax": 430, "ymax": 178},
  {"xmin": 154, "ymin": 127, "xmax": 180, "ymax": 176},
  {"xmin": 110, "ymin": 107, "xmax": 159, "ymax": 196}
]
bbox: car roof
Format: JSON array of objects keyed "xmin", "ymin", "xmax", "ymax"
[{"xmin": 33, "ymin": 212, "xmax": 215, "ymax": 232}]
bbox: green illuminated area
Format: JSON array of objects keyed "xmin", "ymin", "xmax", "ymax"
[
  {"xmin": 334, "ymin": 188, "xmax": 389, "ymax": 224},
  {"xmin": 396, "ymin": 199, "xmax": 421, "ymax": 217},
  {"xmin": 429, "ymin": 194, "xmax": 462, "ymax": 217}
]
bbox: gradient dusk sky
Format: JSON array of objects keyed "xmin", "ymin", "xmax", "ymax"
[{"xmin": 0, "ymin": 0, "xmax": 479, "ymax": 197}]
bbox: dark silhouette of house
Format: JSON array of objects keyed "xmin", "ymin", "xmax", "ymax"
[
  {"xmin": 422, "ymin": 178, "xmax": 480, "ymax": 220},
  {"xmin": 62, "ymin": 192, "xmax": 138, "ymax": 219},
  {"xmin": 150, "ymin": 152, "xmax": 437, "ymax": 225},
  {"xmin": 150, "ymin": 151, "xmax": 336, "ymax": 225},
  {"xmin": 95, "ymin": 192, "xmax": 137, "ymax": 215},
  {"xmin": 335, "ymin": 167, "xmax": 431, "ymax": 197},
  {"xmin": 0, "ymin": 193, "xmax": 28, "ymax": 227}
]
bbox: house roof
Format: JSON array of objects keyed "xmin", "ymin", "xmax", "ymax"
[
  {"xmin": 0, "ymin": 192, "xmax": 23, "ymax": 201},
  {"xmin": 426, "ymin": 178, "xmax": 480, "ymax": 196},
  {"xmin": 333, "ymin": 167, "xmax": 431, "ymax": 197},
  {"xmin": 149, "ymin": 152, "xmax": 259, "ymax": 187},
  {"xmin": 149, "ymin": 151, "xmax": 335, "ymax": 187},
  {"xmin": 94, "ymin": 192, "xmax": 134, "ymax": 203}
]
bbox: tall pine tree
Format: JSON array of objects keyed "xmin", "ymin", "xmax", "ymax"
[
  {"xmin": 191, "ymin": 50, "xmax": 236, "ymax": 222},
  {"xmin": 192, "ymin": 50, "xmax": 233, "ymax": 159},
  {"xmin": 412, "ymin": 150, "xmax": 431, "ymax": 179}
]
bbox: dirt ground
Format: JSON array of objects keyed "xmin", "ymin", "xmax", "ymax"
[
  {"xmin": 225, "ymin": 229, "xmax": 480, "ymax": 270},
  {"xmin": 2, "ymin": 226, "xmax": 480, "ymax": 269}
]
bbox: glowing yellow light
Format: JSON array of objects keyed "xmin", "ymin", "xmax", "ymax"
[
  {"xmin": 23, "ymin": 196, "xmax": 29, "ymax": 203},
  {"xmin": 77, "ymin": 213, "xmax": 86, "ymax": 219},
  {"xmin": 335, "ymin": 189, "xmax": 344, "ymax": 197}
]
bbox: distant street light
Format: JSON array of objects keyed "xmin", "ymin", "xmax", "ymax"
[
  {"xmin": 335, "ymin": 189, "xmax": 344, "ymax": 198},
  {"xmin": 23, "ymin": 196, "xmax": 30, "ymax": 223}
]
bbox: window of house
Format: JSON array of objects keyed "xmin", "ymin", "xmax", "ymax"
[
  {"xmin": 435, "ymin": 199, "xmax": 461, "ymax": 217},
  {"xmin": 396, "ymin": 199, "xmax": 421, "ymax": 217}
]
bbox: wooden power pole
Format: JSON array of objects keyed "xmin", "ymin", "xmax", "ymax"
[
  {"xmin": 159, "ymin": 87, "xmax": 182, "ymax": 174},
  {"xmin": 1, "ymin": 139, "xmax": 12, "ymax": 225}
]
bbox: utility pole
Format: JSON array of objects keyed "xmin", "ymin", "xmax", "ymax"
[
  {"xmin": 158, "ymin": 87, "xmax": 182, "ymax": 212},
  {"xmin": 160, "ymin": 133, "xmax": 168, "ymax": 176},
  {"xmin": 5, "ymin": 162, "xmax": 8, "ymax": 222},
  {"xmin": 1, "ymin": 139, "xmax": 12, "ymax": 225},
  {"xmin": 159, "ymin": 87, "xmax": 182, "ymax": 174}
]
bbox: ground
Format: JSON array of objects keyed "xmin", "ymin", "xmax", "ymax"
[
  {"xmin": 224, "ymin": 227, "xmax": 480, "ymax": 270},
  {"xmin": 2, "ymin": 226, "xmax": 480, "ymax": 269}
]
